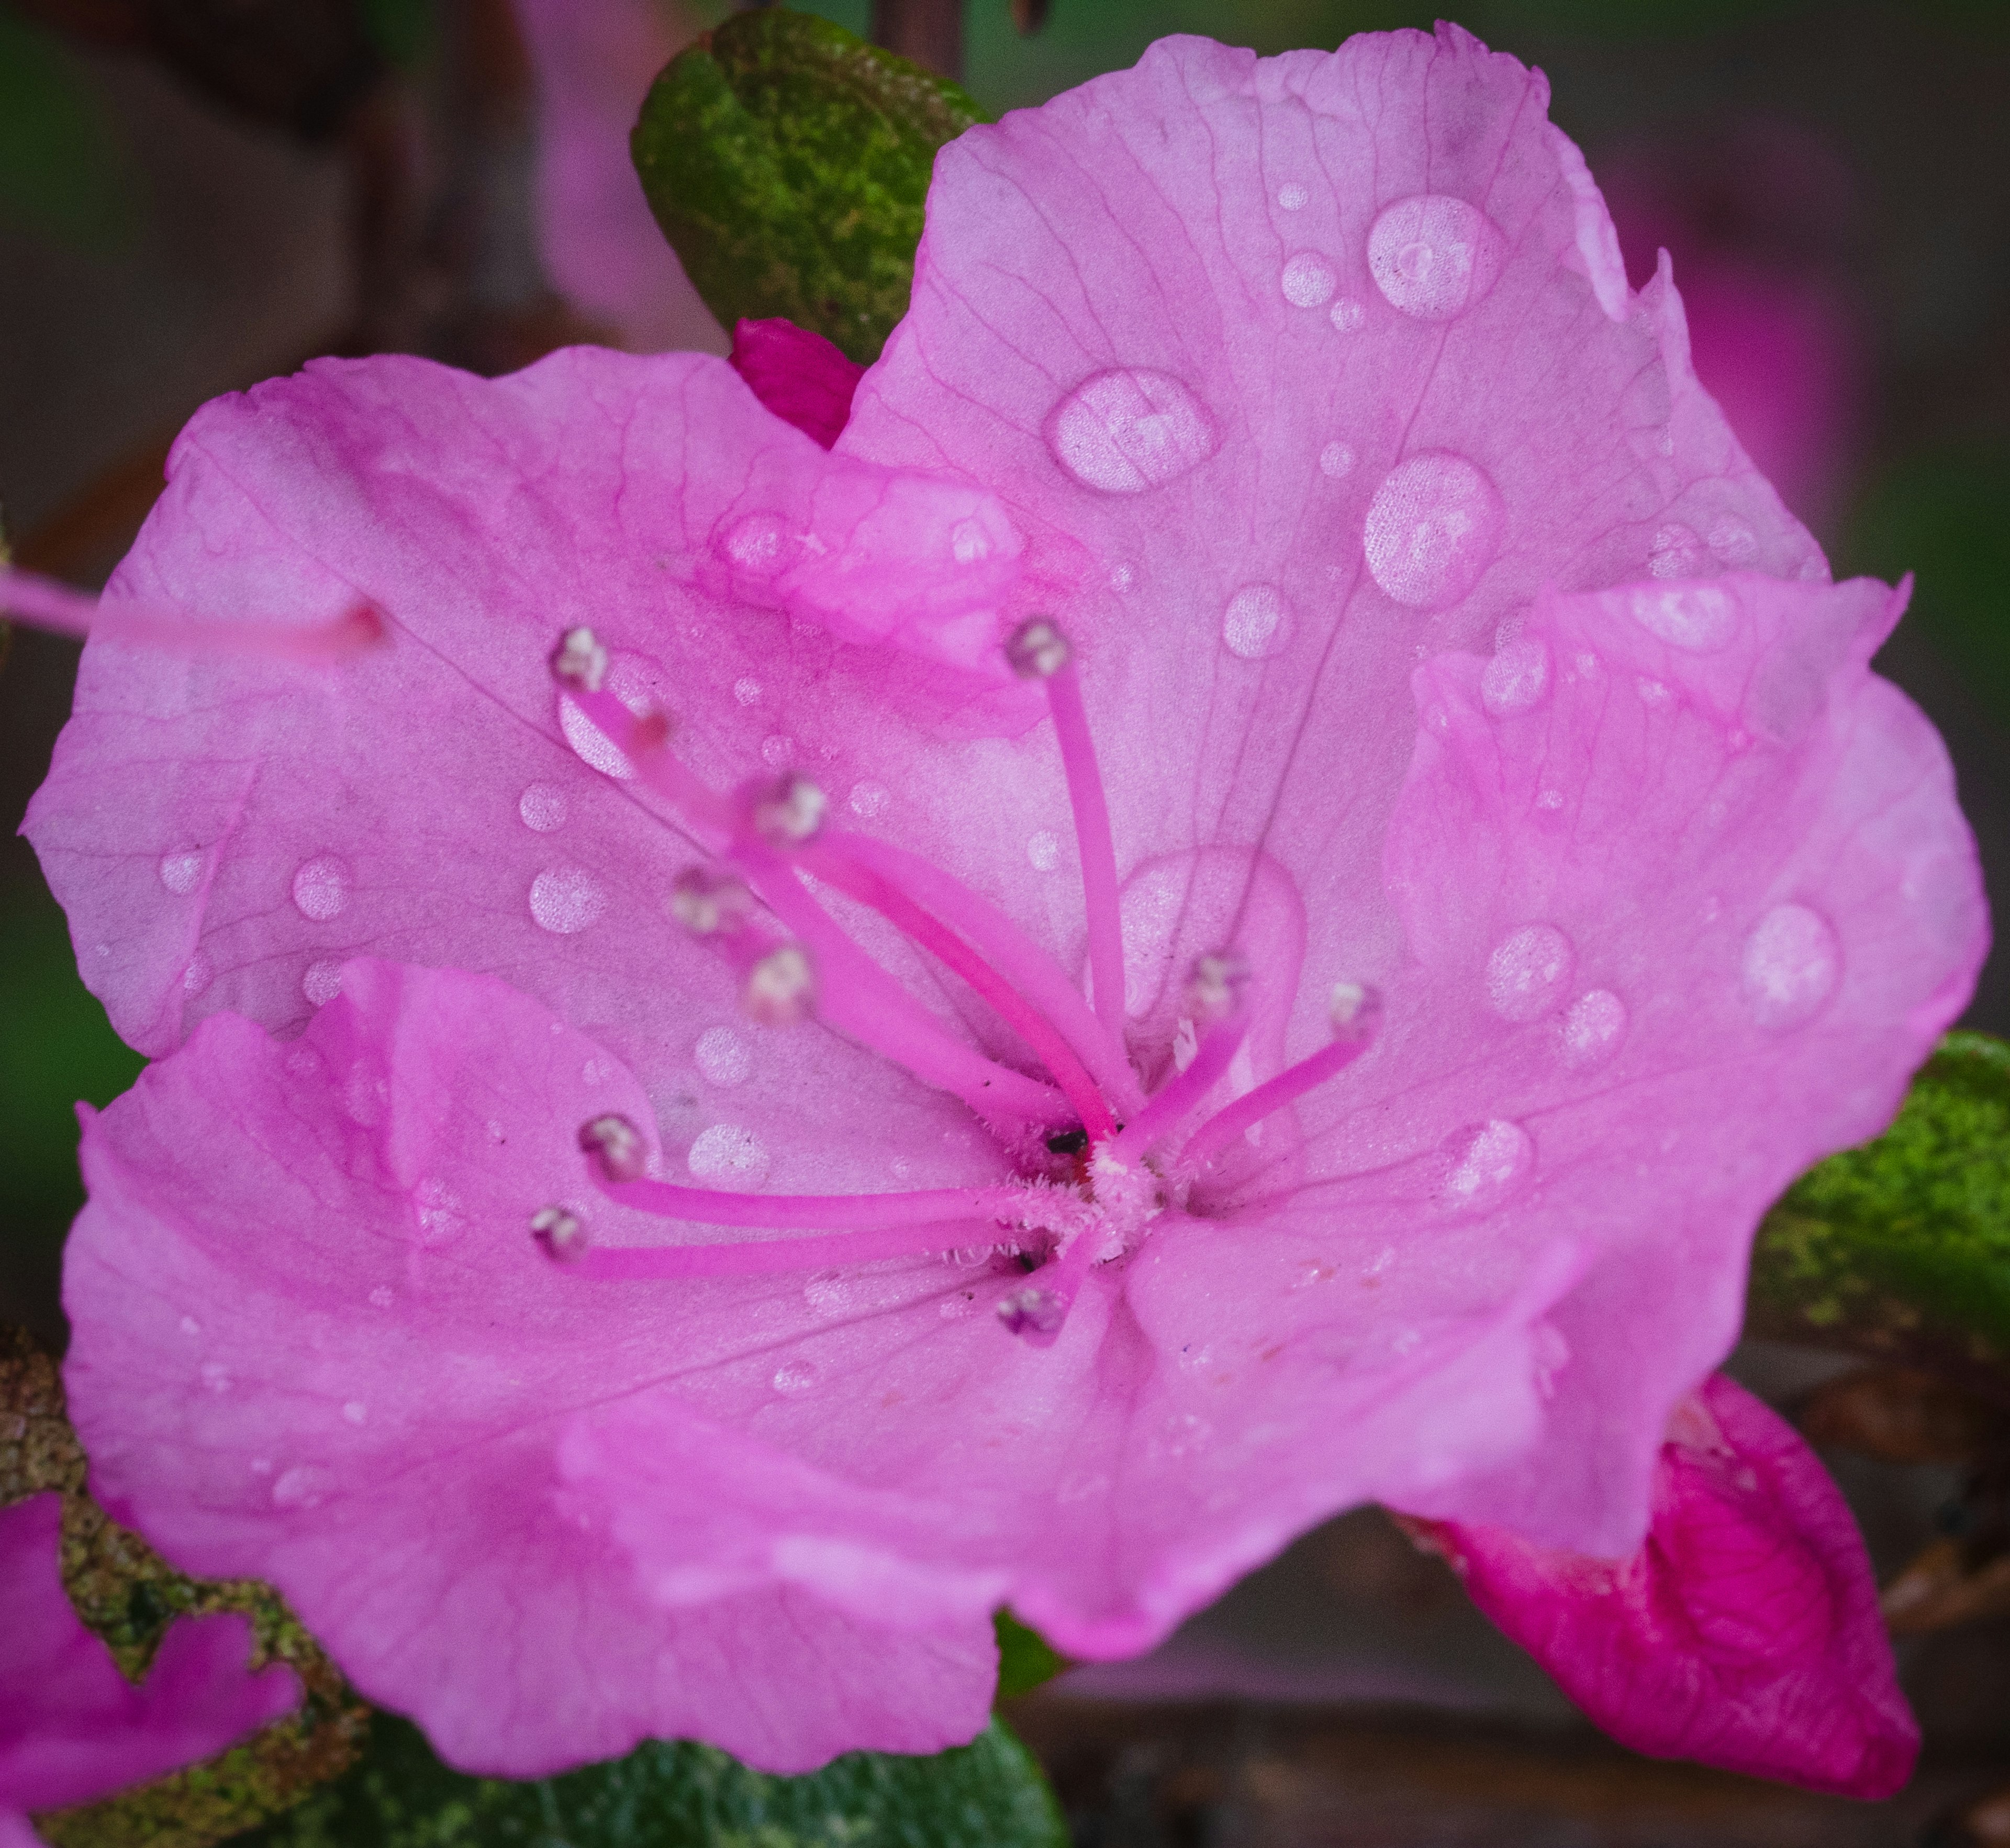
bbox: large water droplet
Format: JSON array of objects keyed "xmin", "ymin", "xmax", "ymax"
[
  {"xmin": 529, "ymin": 866, "xmax": 608, "ymax": 934},
  {"xmin": 1743, "ymin": 904, "xmax": 1840, "ymax": 1029},
  {"xmin": 1277, "ymin": 182, "xmax": 1309, "ymax": 210},
  {"xmin": 1319, "ymin": 441, "xmax": 1355, "ymax": 479},
  {"xmin": 694, "ymin": 1026, "xmax": 751, "ymax": 1088},
  {"xmin": 1480, "ymin": 637, "xmax": 1549, "ymax": 716},
  {"xmin": 1281, "ymin": 251, "xmax": 1337, "ymax": 308},
  {"xmin": 518, "ymin": 783, "xmax": 567, "ymax": 832},
  {"xmin": 1487, "ymin": 924, "xmax": 1574, "ymax": 1022},
  {"xmin": 1439, "ymin": 1119, "xmax": 1534, "ymax": 1214},
  {"xmin": 1629, "ymin": 583, "xmax": 1738, "ymax": 652},
  {"xmin": 1558, "ymin": 988, "xmax": 1627, "ymax": 1068},
  {"xmin": 158, "ymin": 849, "xmax": 205, "ymax": 895},
  {"xmin": 302, "ymin": 959, "xmax": 344, "ymax": 1006},
  {"xmin": 1028, "ymin": 831, "xmax": 1062, "ymax": 874},
  {"xmin": 271, "ymin": 1464, "xmax": 332, "ymax": 1510},
  {"xmin": 688, "ymin": 1123, "xmax": 770, "ymax": 1186},
  {"xmin": 1363, "ymin": 453, "xmax": 1504, "ymax": 610},
  {"xmin": 1221, "ymin": 584, "xmax": 1292, "ymax": 660},
  {"xmin": 1047, "ymin": 369, "xmax": 1219, "ymax": 494},
  {"xmin": 1368, "ymin": 195, "xmax": 1505, "ymax": 321},
  {"xmin": 772, "ymin": 1361, "xmax": 818, "ymax": 1396},
  {"xmin": 291, "ymin": 854, "xmax": 350, "ymax": 921}
]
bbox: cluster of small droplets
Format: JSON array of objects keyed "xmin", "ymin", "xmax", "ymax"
[
  {"xmin": 668, "ymin": 867, "xmax": 753, "ymax": 936},
  {"xmin": 578, "ymin": 1113, "xmax": 647, "ymax": 1182},
  {"xmin": 530, "ymin": 1205, "xmax": 586, "ymax": 1260},
  {"xmin": 1004, "ymin": 617, "xmax": 1071, "ymax": 681},
  {"xmin": 745, "ymin": 943, "xmax": 816, "ymax": 1027},
  {"xmin": 751, "ymin": 774, "xmax": 828, "ymax": 848},
  {"xmin": 995, "ymin": 1284, "xmax": 1065, "ymax": 1335},
  {"xmin": 1186, "ymin": 951, "xmax": 1249, "ymax": 1023},
  {"xmin": 1330, "ymin": 980, "xmax": 1382, "ymax": 1040},
  {"xmin": 549, "ymin": 626, "xmax": 608, "ymax": 693}
]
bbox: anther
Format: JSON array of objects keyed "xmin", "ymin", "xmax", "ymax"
[
  {"xmin": 752, "ymin": 774, "xmax": 828, "ymax": 847},
  {"xmin": 1004, "ymin": 617, "xmax": 1071, "ymax": 680},
  {"xmin": 1186, "ymin": 951, "xmax": 1249, "ymax": 1023},
  {"xmin": 531, "ymin": 1205, "xmax": 587, "ymax": 1261},
  {"xmin": 1330, "ymin": 981, "xmax": 1383, "ymax": 1040},
  {"xmin": 578, "ymin": 1114, "xmax": 648, "ymax": 1182},
  {"xmin": 668, "ymin": 867, "xmax": 754, "ymax": 936},
  {"xmin": 996, "ymin": 1285, "xmax": 1066, "ymax": 1338},
  {"xmin": 550, "ymin": 626, "xmax": 608, "ymax": 693},
  {"xmin": 744, "ymin": 943, "xmax": 817, "ymax": 1026}
]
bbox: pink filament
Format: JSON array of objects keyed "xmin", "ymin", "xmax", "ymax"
[
  {"xmin": 1106, "ymin": 1015, "xmax": 1249, "ymax": 1165},
  {"xmin": 1175, "ymin": 1032, "xmax": 1377, "ymax": 1174},
  {"xmin": 802, "ymin": 838, "xmax": 1117, "ymax": 1141},
  {"xmin": 597, "ymin": 1174, "xmax": 1034, "ymax": 1231},
  {"xmin": 557, "ymin": 1220, "xmax": 997, "ymax": 1281},
  {"xmin": 561, "ymin": 686, "xmax": 733, "ymax": 839},
  {"xmin": 1046, "ymin": 660, "xmax": 1127, "ymax": 1039},
  {"xmin": 1, "ymin": 567, "xmax": 384, "ymax": 663}
]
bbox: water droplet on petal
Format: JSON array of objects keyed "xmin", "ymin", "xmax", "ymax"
[
  {"xmin": 412, "ymin": 1176, "xmax": 466, "ymax": 1247},
  {"xmin": 342, "ymin": 1400, "xmax": 367, "ymax": 1424},
  {"xmin": 694, "ymin": 1026, "xmax": 751, "ymax": 1088},
  {"xmin": 159, "ymin": 849, "xmax": 204, "ymax": 895},
  {"xmin": 1221, "ymin": 584, "xmax": 1292, "ymax": 659},
  {"xmin": 772, "ymin": 1361, "xmax": 818, "ymax": 1396},
  {"xmin": 529, "ymin": 866, "xmax": 608, "ymax": 934},
  {"xmin": 182, "ymin": 950, "xmax": 214, "ymax": 996},
  {"xmin": 1364, "ymin": 453, "xmax": 1504, "ymax": 610},
  {"xmin": 1368, "ymin": 195, "xmax": 1505, "ymax": 320},
  {"xmin": 1648, "ymin": 522, "xmax": 1705, "ymax": 578},
  {"xmin": 303, "ymin": 959, "xmax": 344, "ymax": 1006},
  {"xmin": 518, "ymin": 783, "xmax": 567, "ymax": 832},
  {"xmin": 1487, "ymin": 924, "xmax": 1574, "ymax": 1022},
  {"xmin": 180, "ymin": 1316, "xmax": 201, "ymax": 1336},
  {"xmin": 1319, "ymin": 441, "xmax": 1355, "ymax": 479},
  {"xmin": 271, "ymin": 1464, "xmax": 332, "ymax": 1509},
  {"xmin": 368, "ymin": 1286, "xmax": 394, "ymax": 1308},
  {"xmin": 1480, "ymin": 637, "xmax": 1549, "ymax": 716},
  {"xmin": 804, "ymin": 1270, "xmax": 853, "ymax": 1317},
  {"xmin": 734, "ymin": 676, "xmax": 762, "ymax": 706},
  {"xmin": 1558, "ymin": 989, "xmax": 1627, "ymax": 1068},
  {"xmin": 688, "ymin": 1123, "xmax": 770, "ymax": 1186},
  {"xmin": 1439, "ymin": 1120, "xmax": 1534, "ymax": 1214},
  {"xmin": 1028, "ymin": 831, "xmax": 1062, "ymax": 874},
  {"xmin": 1047, "ymin": 369, "xmax": 1219, "ymax": 494},
  {"xmin": 200, "ymin": 1361, "xmax": 231, "ymax": 1394},
  {"xmin": 848, "ymin": 780, "xmax": 890, "ymax": 819},
  {"xmin": 1281, "ymin": 251, "xmax": 1337, "ymax": 307},
  {"xmin": 1630, "ymin": 583, "xmax": 1738, "ymax": 652},
  {"xmin": 725, "ymin": 512, "xmax": 787, "ymax": 574},
  {"xmin": 1277, "ymin": 182, "xmax": 1309, "ymax": 210},
  {"xmin": 1708, "ymin": 518, "xmax": 1758, "ymax": 564},
  {"xmin": 1109, "ymin": 562, "xmax": 1136, "ymax": 592},
  {"xmin": 1743, "ymin": 904, "xmax": 1839, "ymax": 1028},
  {"xmin": 291, "ymin": 854, "xmax": 350, "ymax": 921},
  {"xmin": 1329, "ymin": 296, "xmax": 1365, "ymax": 332}
]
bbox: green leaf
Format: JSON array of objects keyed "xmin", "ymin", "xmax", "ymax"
[
  {"xmin": 631, "ymin": 8, "xmax": 989, "ymax": 364},
  {"xmin": 1747, "ymin": 1032, "xmax": 2010, "ymax": 1395},
  {"xmin": 237, "ymin": 1710, "xmax": 1067, "ymax": 1848},
  {"xmin": 992, "ymin": 1610, "xmax": 1067, "ymax": 1701}
]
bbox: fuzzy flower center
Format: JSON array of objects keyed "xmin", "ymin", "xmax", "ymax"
[{"xmin": 537, "ymin": 618, "xmax": 1380, "ymax": 1342}]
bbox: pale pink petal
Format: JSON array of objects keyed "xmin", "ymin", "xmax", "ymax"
[
  {"xmin": 731, "ymin": 318, "xmax": 866, "ymax": 450},
  {"xmin": 1411, "ymin": 1375, "xmax": 1919, "ymax": 1798},
  {"xmin": 515, "ymin": 0, "xmax": 725, "ymax": 354},
  {"xmin": 0, "ymin": 1494, "xmax": 299, "ymax": 1816}
]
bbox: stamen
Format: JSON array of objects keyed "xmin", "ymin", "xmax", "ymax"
[
  {"xmin": 996, "ymin": 1285, "xmax": 1066, "ymax": 1337},
  {"xmin": 550, "ymin": 626, "xmax": 608, "ymax": 691},
  {"xmin": 543, "ymin": 1220, "xmax": 1000, "ymax": 1282},
  {"xmin": 1186, "ymin": 952, "xmax": 1249, "ymax": 1023},
  {"xmin": 531, "ymin": 1205, "xmax": 587, "ymax": 1260},
  {"xmin": 744, "ymin": 943, "xmax": 817, "ymax": 1026},
  {"xmin": 579, "ymin": 1114, "xmax": 649, "ymax": 1181},
  {"xmin": 751, "ymin": 774, "xmax": 828, "ymax": 847},
  {"xmin": 800, "ymin": 837, "xmax": 1117, "ymax": 1142},
  {"xmin": 0, "ymin": 566, "xmax": 384, "ymax": 664},
  {"xmin": 588, "ymin": 1163, "xmax": 1039, "ymax": 1233},
  {"xmin": 668, "ymin": 867, "xmax": 754, "ymax": 936},
  {"xmin": 1176, "ymin": 983, "xmax": 1384, "ymax": 1175},
  {"xmin": 1007, "ymin": 618, "xmax": 1126, "ymax": 1039},
  {"xmin": 1106, "ymin": 1009, "xmax": 1249, "ymax": 1165}
]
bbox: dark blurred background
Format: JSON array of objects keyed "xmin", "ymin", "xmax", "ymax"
[{"xmin": 3, "ymin": 2, "xmax": 2008, "ymax": 1841}]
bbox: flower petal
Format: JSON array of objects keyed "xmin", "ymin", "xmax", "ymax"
[
  {"xmin": 731, "ymin": 318, "xmax": 866, "ymax": 450},
  {"xmin": 1408, "ymin": 1374, "xmax": 1919, "ymax": 1799}
]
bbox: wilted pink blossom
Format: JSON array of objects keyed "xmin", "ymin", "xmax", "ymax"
[
  {"xmin": 1408, "ymin": 1373, "xmax": 1918, "ymax": 1798},
  {"xmin": 29, "ymin": 27, "xmax": 1982, "ymax": 1787},
  {"xmin": 0, "ymin": 1494, "xmax": 300, "ymax": 1842}
]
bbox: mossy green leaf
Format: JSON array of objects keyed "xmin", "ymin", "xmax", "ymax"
[
  {"xmin": 630, "ymin": 8, "xmax": 988, "ymax": 364},
  {"xmin": 1747, "ymin": 1032, "xmax": 2010, "ymax": 1397},
  {"xmin": 992, "ymin": 1609, "xmax": 1067, "ymax": 1701},
  {"xmin": 236, "ymin": 1711, "xmax": 1067, "ymax": 1848}
]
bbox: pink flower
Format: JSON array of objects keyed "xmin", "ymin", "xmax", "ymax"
[
  {"xmin": 27, "ymin": 27, "xmax": 1981, "ymax": 1787},
  {"xmin": 0, "ymin": 1494, "xmax": 300, "ymax": 1842}
]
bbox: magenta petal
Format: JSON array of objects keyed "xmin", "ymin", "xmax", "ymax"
[
  {"xmin": 0, "ymin": 1494, "xmax": 300, "ymax": 1819},
  {"xmin": 1411, "ymin": 1375, "xmax": 1919, "ymax": 1799},
  {"xmin": 731, "ymin": 319, "xmax": 867, "ymax": 450}
]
